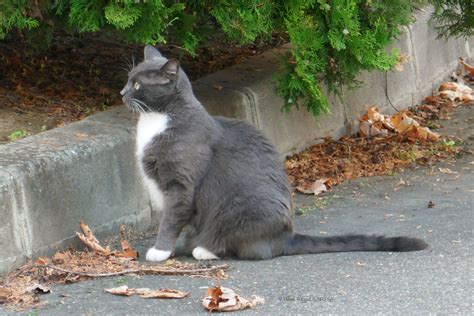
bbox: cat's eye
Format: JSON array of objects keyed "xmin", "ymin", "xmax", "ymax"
[{"xmin": 133, "ymin": 82, "xmax": 141, "ymax": 90}]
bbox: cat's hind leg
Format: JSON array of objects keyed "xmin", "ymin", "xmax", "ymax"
[
  {"xmin": 236, "ymin": 239, "xmax": 274, "ymax": 260},
  {"xmin": 192, "ymin": 246, "xmax": 220, "ymax": 260}
]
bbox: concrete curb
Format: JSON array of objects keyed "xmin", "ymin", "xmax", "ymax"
[{"xmin": 0, "ymin": 9, "xmax": 471, "ymax": 273}]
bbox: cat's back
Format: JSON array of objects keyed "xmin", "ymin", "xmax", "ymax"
[
  {"xmin": 213, "ymin": 116, "xmax": 279, "ymax": 161},
  {"xmin": 198, "ymin": 115, "xmax": 292, "ymax": 215},
  {"xmin": 211, "ymin": 116, "xmax": 289, "ymax": 193}
]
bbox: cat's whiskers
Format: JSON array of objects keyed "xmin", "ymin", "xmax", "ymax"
[
  {"xmin": 133, "ymin": 99, "xmax": 152, "ymax": 112},
  {"xmin": 119, "ymin": 58, "xmax": 134, "ymax": 73},
  {"xmin": 121, "ymin": 66, "xmax": 131, "ymax": 74},
  {"xmin": 128, "ymin": 100, "xmax": 141, "ymax": 115},
  {"xmin": 130, "ymin": 100, "xmax": 142, "ymax": 114},
  {"xmin": 132, "ymin": 102, "xmax": 144, "ymax": 114}
]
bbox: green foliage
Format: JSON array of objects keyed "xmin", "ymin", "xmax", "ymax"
[
  {"xmin": 8, "ymin": 130, "xmax": 27, "ymax": 142},
  {"xmin": 429, "ymin": 0, "xmax": 473, "ymax": 38},
  {"xmin": 0, "ymin": 0, "xmax": 471, "ymax": 116},
  {"xmin": 210, "ymin": 0, "xmax": 274, "ymax": 44},
  {"xmin": 0, "ymin": 0, "xmax": 39, "ymax": 39},
  {"xmin": 68, "ymin": 0, "xmax": 104, "ymax": 32},
  {"xmin": 276, "ymin": 0, "xmax": 407, "ymax": 115}
]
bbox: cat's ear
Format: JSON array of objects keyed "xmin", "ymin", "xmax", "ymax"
[
  {"xmin": 161, "ymin": 59, "xmax": 180, "ymax": 81},
  {"xmin": 144, "ymin": 45, "xmax": 163, "ymax": 61}
]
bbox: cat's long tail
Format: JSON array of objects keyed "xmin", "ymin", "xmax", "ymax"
[{"xmin": 282, "ymin": 234, "xmax": 428, "ymax": 255}]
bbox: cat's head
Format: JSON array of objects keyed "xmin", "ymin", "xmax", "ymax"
[{"xmin": 121, "ymin": 45, "xmax": 188, "ymax": 113}]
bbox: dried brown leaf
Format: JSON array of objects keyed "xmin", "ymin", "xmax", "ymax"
[
  {"xmin": 0, "ymin": 287, "xmax": 12, "ymax": 303},
  {"xmin": 459, "ymin": 57, "xmax": 474, "ymax": 76},
  {"xmin": 26, "ymin": 284, "xmax": 51, "ymax": 295},
  {"xmin": 52, "ymin": 252, "xmax": 67, "ymax": 264},
  {"xmin": 438, "ymin": 167, "xmax": 458, "ymax": 174},
  {"xmin": 104, "ymin": 286, "xmax": 189, "ymax": 299},
  {"xmin": 35, "ymin": 257, "xmax": 49, "ymax": 265},
  {"xmin": 76, "ymin": 232, "xmax": 110, "ymax": 256},
  {"xmin": 105, "ymin": 285, "xmax": 134, "ymax": 296},
  {"xmin": 115, "ymin": 240, "xmax": 139, "ymax": 260},
  {"xmin": 139, "ymin": 289, "xmax": 189, "ymax": 299},
  {"xmin": 79, "ymin": 220, "xmax": 99, "ymax": 244},
  {"xmin": 394, "ymin": 53, "xmax": 410, "ymax": 72},
  {"xmin": 76, "ymin": 220, "xmax": 111, "ymax": 256},
  {"xmin": 311, "ymin": 178, "xmax": 328, "ymax": 195},
  {"xmin": 74, "ymin": 132, "xmax": 88, "ymax": 140},
  {"xmin": 202, "ymin": 286, "xmax": 264, "ymax": 312}
]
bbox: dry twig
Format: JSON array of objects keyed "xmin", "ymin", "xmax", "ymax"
[{"xmin": 33, "ymin": 264, "xmax": 230, "ymax": 278}]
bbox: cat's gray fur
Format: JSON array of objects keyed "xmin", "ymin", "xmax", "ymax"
[{"xmin": 121, "ymin": 45, "xmax": 427, "ymax": 260}]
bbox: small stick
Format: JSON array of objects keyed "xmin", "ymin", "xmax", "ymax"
[{"xmin": 33, "ymin": 264, "xmax": 229, "ymax": 278}]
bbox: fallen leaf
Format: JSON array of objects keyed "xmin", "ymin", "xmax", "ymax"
[
  {"xmin": 105, "ymin": 286, "xmax": 189, "ymax": 299},
  {"xmin": 115, "ymin": 240, "xmax": 139, "ymax": 260},
  {"xmin": 26, "ymin": 284, "xmax": 51, "ymax": 295},
  {"xmin": 0, "ymin": 287, "xmax": 12, "ymax": 303},
  {"xmin": 405, "ymin": 125, "xmax": 439, "ymax": 142},
  {"xmin": 438, "ymin": 82, "xmax": 459, "ymax": 92},
  {"xmin": 394, "ymin": 178, "xmax": 409, "ymax": 191},
  {"xmin": 52, "ymin": 252, "xmax": 67, "ymax": 264},
  {"xmin": 391, "ymin": 111, "xmax": 418, "ymax": 134},
  {"xmin": 359, "ymin": 121, "xmax": 388, "ymax": 137},
  {"xmin": 295, "ymin": 178, "xmax": 328, "ymax": 195},
  {"xmin": 76, "ymin": 220, "xmax": 111, "ymax": 256},
  {"xmin": 436, "ymin": 81, "xmax": 473, "ymax": 102},
  {"xmin": 202, "ymin": 286, "xmax": 264, "ymax": 312},
  {"xmin": 139, "ymin": 289, "xmax": 189, "ymax": 299},
  {"xmin": 359, "ymin": 106, "xmax": 394, "ymax": 137},
  {"xmin": 390, "ymin": 111, "xmax": 439, "ymax": 141},
  {"xmin": 438, "ymin": 167, "xmax": 458, "ymax": 174},
  {"xmin": 459, "ymin": 57, "xmax": 474, "ymax": 76},
  {"xmin": 74, "ymin": 132, "xmax": 89, "ymax": 140},
  {"xmin": 105, "ymin": 285, "xmax": 134, "ymax": 296},
  {"xmin": 311, "ymin": 178, "xmax": 329, "ymax": 195},
  {"xmin": 35, "ymin": 257, "xmax": 48, "ymax": 265},
  {"xmin": 79, "ymin": 220, "xmax": 100, "ymax": 244},
  {"xmin": 394, "ymin": 53, "xmax": 410, "ymax": 72}
]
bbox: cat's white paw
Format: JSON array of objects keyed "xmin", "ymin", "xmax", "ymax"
[
  {"xmin": 192, "ymin": 246, "xmax": 219, "ymax": 260},
  {"xmin": 146, "ymin": 248, "xmax": 172, "ymax": 262}
]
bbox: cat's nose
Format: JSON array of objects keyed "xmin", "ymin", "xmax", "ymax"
[{"xmin": 120, "ymin": 87, "xmax": 127, "ymax": 96}]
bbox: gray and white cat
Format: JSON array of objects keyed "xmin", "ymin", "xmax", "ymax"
[{"xmin": 120, "ymin": 45, "xmax": 427, "ymax": 262}]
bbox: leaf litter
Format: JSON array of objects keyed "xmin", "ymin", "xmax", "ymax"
[
  {"xmin": 286, "ymin": 58, "xmax": 473, "ymax": 194},
  {"xmin": 0, "ymin": 221, "xmax": 228, "ymax": 311},
  {"xmin": 0, "ymin": 32, "xmax": 287, "ymax": 144}
]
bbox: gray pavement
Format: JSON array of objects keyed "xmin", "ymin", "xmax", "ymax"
[{"xmin": 3, "ymin": 107, "xmax": 474, "ymax": 315}]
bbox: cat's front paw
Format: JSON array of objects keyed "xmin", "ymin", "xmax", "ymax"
[{"xmin": 146, "ymin": 248, "xmax": 172, "ymax": 262}]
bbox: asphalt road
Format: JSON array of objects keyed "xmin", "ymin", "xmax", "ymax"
[{"xmin": 3, "ymin": 107, "xmax": 473, "ymax": 315}]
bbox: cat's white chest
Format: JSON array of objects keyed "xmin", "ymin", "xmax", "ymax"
[
  {"xmin": 136, "ymin": 113, "xmax": 169, "ymax": 158},
  {"xmin": 136, "ymin": 112, "xmax": 169, "ymax": 211}
]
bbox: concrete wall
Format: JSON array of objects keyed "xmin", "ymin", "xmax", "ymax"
[
  {"xmin": 0, "ymin": 9, "xmax": 471, "ymax": 273},
  {"xmin": 0, "ymin": 107, "xmax": 152, "ymax": 273}
]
